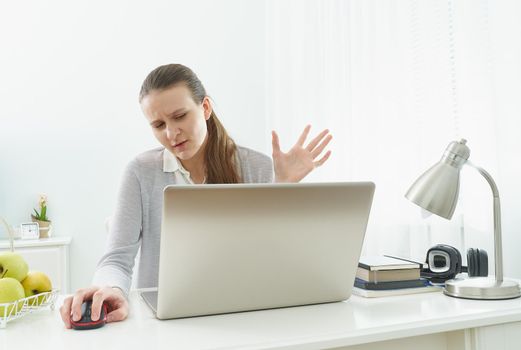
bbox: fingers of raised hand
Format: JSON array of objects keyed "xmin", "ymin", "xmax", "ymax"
[
  {"xmin": 314, "ymin": 150, "xmax": 332, "ymax": 167},
  {"xmin": 311, "ymin": 133, "xmax": 333, "ymax": 159},
  {"xmin": 296, "ymin": 125, "xmax": 312, "ymax": 147},
  {"xmin": 305, "ymin": 128, "xmax": 329, "ymax": 152},
  {"xmin": 271, "ymin": 130, "xmax": 281, "ymax": 153}
]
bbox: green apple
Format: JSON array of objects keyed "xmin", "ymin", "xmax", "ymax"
[
  {"xmin": 0, "ymin": 252, "xmax": 29, "ymax": 282},
  {"xmin": 21, "ymin": 271, "xmax": 53, "ymax": 306},
  {"xmin": 0, "ymin": 277, "xmax": 25, "ymax": 317}
]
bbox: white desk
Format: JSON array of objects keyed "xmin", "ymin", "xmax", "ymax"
[{"xmin": 1, "ymin": 288, "xmax": 521, "ymax": 350}]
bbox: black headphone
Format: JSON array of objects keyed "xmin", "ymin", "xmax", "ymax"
[{"xmin": 421, "ymin": 244, "xmax": 488, "ymax": 283}]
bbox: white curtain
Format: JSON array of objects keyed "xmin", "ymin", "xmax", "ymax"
[{"xmin": 265, "ymin": 0, "xmax": 502, "ymax": 262}]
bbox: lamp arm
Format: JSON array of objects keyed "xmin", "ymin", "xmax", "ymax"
[{"xmin": 467, "ymin": 162, "xmax": 503, "ymax": 283}]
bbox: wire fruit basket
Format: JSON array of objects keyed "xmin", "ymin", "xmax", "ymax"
[
  {"xmin": 0, "ymin": 217, "xmax": 60, "ymax": 328},
  {"xmin": 0, "ymin": 289, "xmax": 60, "ymax": 328}
]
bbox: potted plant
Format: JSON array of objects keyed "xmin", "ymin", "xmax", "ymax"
[{"xmin": 31, "ymin": 195, "xmax": 52, "ymax": 238}]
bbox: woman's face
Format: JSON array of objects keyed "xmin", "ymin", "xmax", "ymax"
[{"xmin": 141, "ymin": 84, "xmax": 212, "ymax": 161}]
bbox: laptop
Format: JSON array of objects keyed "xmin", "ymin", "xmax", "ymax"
[{"xmin": 141, "ymin": 182, "xmax": 375, "ymax": 319}]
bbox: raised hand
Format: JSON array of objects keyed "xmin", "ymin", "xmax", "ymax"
[{"xmin": 272, "ymin": 125, "xmax": 332, "ymax": 183}]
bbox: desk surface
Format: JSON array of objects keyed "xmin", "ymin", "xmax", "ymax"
[{"xmin": 2, "ymin": 288, "xmax": 521, "ymax": 350}]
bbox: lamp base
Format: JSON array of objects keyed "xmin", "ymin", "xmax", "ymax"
[{"xmin": 444, "ymin": 277, "xmax": 521, "ymax": 300}]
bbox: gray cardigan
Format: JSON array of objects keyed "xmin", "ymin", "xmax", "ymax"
[{"xmin": 92, "ymin": 146, "xmax": 273, "ymax": 296}]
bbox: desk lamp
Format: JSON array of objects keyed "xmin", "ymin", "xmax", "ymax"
[{"xmin": 405, "ymin": 139, "xmax": 521, "ymax": 299}]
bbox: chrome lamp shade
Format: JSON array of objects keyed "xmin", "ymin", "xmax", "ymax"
[
  {"xmin": 405, "ymin": 139, "xmax": 521, "ymax": 300},
  {"xmin": 406, "ymin": 162, "xmax": 460, "ymax": 220}
]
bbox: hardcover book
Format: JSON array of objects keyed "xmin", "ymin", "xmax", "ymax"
[
  {"xmin": 356, "ymin": 267, "xmax": 420, "ymax": 282},
  {"xmin": 354, "ymin": 277, "xmax": 429, "ymax": 290},
  {"xmin": 358, "ymin": 255, "xmax": 421, "ymax": 271}
]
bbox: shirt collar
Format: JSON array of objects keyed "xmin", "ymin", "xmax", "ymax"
[{"xmin": 163, "ymin": 149, "xmax": 190, "ymax": 175}]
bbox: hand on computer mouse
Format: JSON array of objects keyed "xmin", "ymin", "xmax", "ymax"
[
  {"xmin": 70, "ymin": 300, "xmax": 107, "ymax": 330},
  {"xmin": 60, "ymin": 286, "xmax": 129, "ymax": 329}
]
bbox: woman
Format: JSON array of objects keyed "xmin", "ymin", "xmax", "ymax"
[{"xmin": 60, "ymin": 64, "xmax": 332, "ymax": 327}]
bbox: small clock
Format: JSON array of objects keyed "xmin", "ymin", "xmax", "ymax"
[{"xmin": 20, "ymin": 222, "xmax": 40, "ymax": 239}]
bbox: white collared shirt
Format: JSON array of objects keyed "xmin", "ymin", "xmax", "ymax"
[{"xmin": 163, "ymin": 149, "xmax": 204, "ymax": 184}]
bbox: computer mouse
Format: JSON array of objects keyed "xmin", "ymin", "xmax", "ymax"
[{"xmin": 70, "ymin": 300, "xmax": 108, "ymax": 330}]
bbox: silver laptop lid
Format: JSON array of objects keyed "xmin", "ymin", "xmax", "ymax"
[{"xmin": 156, "ymin": 182, "xmax": 375, "ymax": 319}]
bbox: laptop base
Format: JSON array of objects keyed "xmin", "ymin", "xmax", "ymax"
[{"xmin": 140, "ymin": 291, "xmax": 158, "ymax": 314}]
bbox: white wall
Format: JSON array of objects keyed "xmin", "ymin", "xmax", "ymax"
[
  {"xmin": 1, "ymin": 0, "xmax": 520, "ymax": 293},
  {"xmin": 0, "ymin": 0, "xmax": 267, "ymax": 291}
]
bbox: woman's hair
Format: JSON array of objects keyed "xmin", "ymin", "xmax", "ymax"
[{"xmin": 139, "ymin": 64, "xmax": 240, "ymax": 183}]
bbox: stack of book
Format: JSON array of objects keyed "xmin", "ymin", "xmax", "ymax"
[{"xmin": 352, "ymin": 255, "xmax": 441, "ymax": 298}]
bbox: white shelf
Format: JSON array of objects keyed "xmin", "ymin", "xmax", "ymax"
[{"xmin": 0, "ymin": 236, "xmax": 71, "ymax": 249}]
